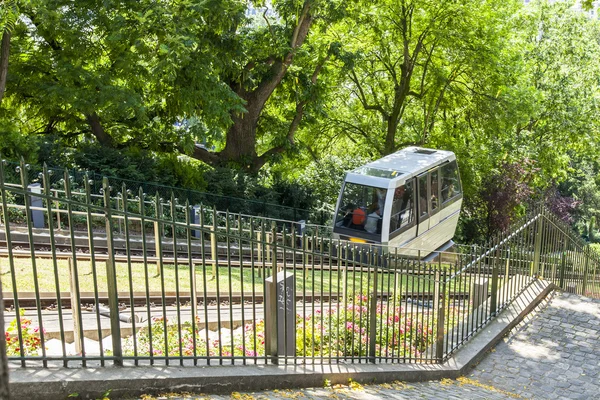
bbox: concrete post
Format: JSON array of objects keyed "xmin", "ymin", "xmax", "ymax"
[
  {"xmin": 471, "ymin": 278, "xmax": 489, "ymax": 310},
  {"xmin": 191, "ymin": 206, "xmax": 201, "ymax": 239},
  {"xmin": 68, "ymin": 257, "xmax": 84, "ymax": 355},
  {"xmin": 28, "ymin": 183, "xmax": 45, "ymax": 229},
  {"xmin": 265, "ymin": 271, "xmax": 296, "ymax": 363}
]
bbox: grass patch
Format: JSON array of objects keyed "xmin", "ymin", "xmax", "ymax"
[{"xmin": 0, "ymin": 256, "xmax": 437, "ymax": 296}]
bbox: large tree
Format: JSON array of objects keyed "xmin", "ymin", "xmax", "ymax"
[
  {"xmin": 180, "ymin": 0, "xmax": 351, "ymax": 172},
  {"xmin": 7, "ymin": 1, "xmax": 239, "ymax": 152},
  {"xmin": 5, "ymin": 0, "xmax": 352, "ymax": 173},
  {"xmin": 330, "ymin": 0, "xmax": 520, "ymax": 157}
]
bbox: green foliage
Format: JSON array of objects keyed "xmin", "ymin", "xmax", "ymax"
[
  {"xmin": 0, "ymin": 189, "xmax": 25, "ymax": 224},
  {"xmin": 0, "ymin": 0, "xmax": 599, "ymax": 243}
]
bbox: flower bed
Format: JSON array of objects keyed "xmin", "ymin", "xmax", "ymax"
[
  {"xmin": 123, "ymin": 295, "xmax": 437, "ymax": 360},
  {"xmin": 5, "ymin": 313, "xmax": 43, "ymax": 356}
]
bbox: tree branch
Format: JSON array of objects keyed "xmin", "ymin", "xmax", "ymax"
[
  {"xmin": 86, "ymin": 113, "xmax": 114, "ymax": 147},
  {"xmin": 249, "ymin": 0, "xmax": 314, "ymax": 115},
  {"xmin": 349, "ymin": 69, "xmax": 388, "ymax": 117},
  {"xmin": 253, "ymin": 52, "xmax": 332, "ymax": 171},
  {"xmin": 186, "ymin": 143, "xmax": 220, "ymax": 166},
  {"xmin": 263, "ymin": 7, "xmax": 276, "ymax": 40},
  {"xmin": 0, "ymin": 29, "xmax": 10, "ymax": 106}
]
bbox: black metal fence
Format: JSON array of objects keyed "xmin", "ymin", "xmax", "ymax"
[
  {"xmin": 0, "ymin": 159, "xmax": 598, "ymax": 368},
  {"xmin": 1, "ymin": 160, "xmax": 332, "ymax": 226}
]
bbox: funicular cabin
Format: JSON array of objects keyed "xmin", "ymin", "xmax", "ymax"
[{"xmin": 333, "ymin": 147, "xmax": 462, "ymax": 257}]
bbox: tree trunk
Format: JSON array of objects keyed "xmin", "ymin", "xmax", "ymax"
[
  {"xmin": 203, "ymin": 0, "xmax": 314, "ymax": 172},
  {"xmin": 86, "ymin": 113, "xmax": 113, "ymax": 147},
  {"xmin": 0, "ymin": 29, "xmax": 11, "ymax": 106},
  {"xmin": 0, "ymin": 275, "xmax": 9, "ymax": 400},
  {"xmin": 219, "ymin": 103, "xmax": 261, "ymax": 169}
]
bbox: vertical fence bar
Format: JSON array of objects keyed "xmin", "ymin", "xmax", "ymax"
[
  {"xmin": 170, "ymin": 194, "xmax": 184, "ymax": 365},
  {"xmin": 214, "ymin": 210, "xmax": 223, "ymax": 363},
  {"xmin": 434, "ymin": 269, "xmax": 446, "ymax": 362},
  {"xmin": 368, "ymin": 247, "xmax": 378, "ymax": 363},
  {"xmin": 490, "ymin": 247, "xmax": 500, "ymax": 316},
  {"xmin": 103, "ymin": 178, "xmax": 122, "ymax": 366},
  {"xmin": 238, "ymin": 214, "xmax": 246, "ymax": 365},
  {"xmin": 122, "ymin": 185, "xmax": 139, "ymax": 364},
  {"xmin": 225, "ymin": 212, "xmax": 234, "ymax": 364},
  {"xmin": 155, "ymin": 194, "xmax": 168, "ymax": 365},
  {"xmin": 138, "ymin": 189, "xmax": 154, "ymax": 365},
  {"xmin": 85, "ymin": 176, "xmax": 105, "ymax": 365},
  {"xmin": 0, "ymin": 272, "xmax": 7, "ymax": 397},
  {"xmin": 42, "ymin": 165, "xmax": 67, "ymax": 365},
  {"xmin": 249, "ymin": 219, "xmax": 258, "ymax": 364},
  {"xmin": 583, "ymin": 248, "xmax": 590, "ymax": 296},
  {"xmin": 211, "ymin": 208, "xmax": 218, "ymax": 279},
  {"xmin": 559, "ymin": 237, "xmax": 567, "ymax": 289},
  {"xmin": 154, "ymin": 201, "xmax": 162, "ymax": 277},
  {"xmin": 185, "ymin": 200, "xmax": 198, "ymax": 364},
  {"xmin": 533, "ymin": 209, "xmax": 544, "ymax": 275},
  {"xmin": 20, "ymin": 160, "xmax": 47, "ymax": 367},
  {"xmin": 200, "ymin": 206, "xmax": 211, "ymax": 364}
]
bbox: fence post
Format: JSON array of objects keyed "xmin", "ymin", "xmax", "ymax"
[
  {"xmin": 0, "ymin": 275, "xmax": 9, "ymax": 400},
  {"xmin": 102, "ymin": 178, "xmax": 123, "ymax": 366},
  {"xmin": 490, "ymin": 248, "xmax": 500, "ymax": 316},
  {"xmin": 154, "ymin": 203, "xmax": 162, "ymax": 277},
  {"xmin": 434, "ymin": 270, "xmax": 446, "ymax": 362},
  {"xmin": 582, "ymin": 248, "xmax": 590, "ymax": 296},
  {"xmin": 533, "ymin": 209, "xmax": 544, "ymax": 276},
  {"xmin": 368, "ymin": 246, "xmax": 378, "ymax": 363},
  {"xmin": 210, "ymin": 207, "xmax": 218, "ymax": 280},
  {"xmin": 256, "ymin": 230, "xmax": 263, "ymax": 278},
  {"xmin": 271, "ymin": 224, "xmax": 278, "ymax": 273},
  {"xmin": 559, "ymin": 239, "xmax": 568, "ymax": 290},
  {"xmin": 53, "ymin": 189, "xmax": 61, "ymax": 230}
]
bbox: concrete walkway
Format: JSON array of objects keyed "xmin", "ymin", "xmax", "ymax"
[{"xmin": 125, "ymin": 291, "xmax": 600, "ymax": 400}]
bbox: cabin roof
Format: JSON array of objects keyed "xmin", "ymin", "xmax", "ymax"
[{"xmin": 346, "ymin": 147, "xmax": 456, "ymax": 188}]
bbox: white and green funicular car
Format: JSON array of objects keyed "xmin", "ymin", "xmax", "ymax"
[{"xmin": 333, "ymin": 147, "xmax": 462, "ymax": 257}]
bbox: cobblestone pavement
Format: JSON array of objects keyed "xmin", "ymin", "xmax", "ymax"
[
  {"xmin": 134, "ymin": 291, "xmax": 600, "ymax": 400},
  {"xmin": 467, "ymin": 291, "xmax": 600, "ymax": 400}
]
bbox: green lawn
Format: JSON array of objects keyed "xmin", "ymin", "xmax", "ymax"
[{"xmin": 0, "ymin": 256, "xmax": 444, "ymax": 297}]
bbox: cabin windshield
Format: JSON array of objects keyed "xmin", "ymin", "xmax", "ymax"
[
  {"xmin": 335, "ymin": 183, "xmax": 387, "ymax": 236},
  {"xmin": 441, "ymin": 160, "xmax": 462, "ymax": 203}
]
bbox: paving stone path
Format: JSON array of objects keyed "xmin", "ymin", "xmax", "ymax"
[
  {"xmin": 133, "ymin": 291, "xmax": 600, "ymax": 400},
  {"xmin": 467, "ymin": 291, "xmax": 600, "ymax": 400}
]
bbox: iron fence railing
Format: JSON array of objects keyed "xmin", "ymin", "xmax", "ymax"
[
  {"xmin": 0, "ymin": 159, "xmax": 599, "ymax": 369},
  {"xmin": 1, "ymin": 159, "xmax": 332, "ymax": 226}
]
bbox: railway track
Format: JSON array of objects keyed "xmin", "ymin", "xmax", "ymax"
[{"xmin": 2, "ymin": 290, "xmax": 468, "ymax": 310}]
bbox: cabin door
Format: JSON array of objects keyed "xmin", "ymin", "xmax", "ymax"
[{"xmin": 416, "ymin": 173, "xmax": 429, "ymax": 236}]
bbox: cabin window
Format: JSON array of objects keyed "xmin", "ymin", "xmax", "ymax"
[
  {"xmin": 431, "ymin": 170, "xmax": 439, "ymax": 212},
  {"xmin": 441, "ymin": 161, "xmax": 462, "ymax": 204},
  {"xmin": 418, "ymin": 175, "xmax": 428, "ymax": 217},
  {"xmin": 389, "ymin": 181, "xmax": 414, "ymax": 234},
  {"xmin": 335, "ymin": 183, "xmax": 386, "ymax": 235}
]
